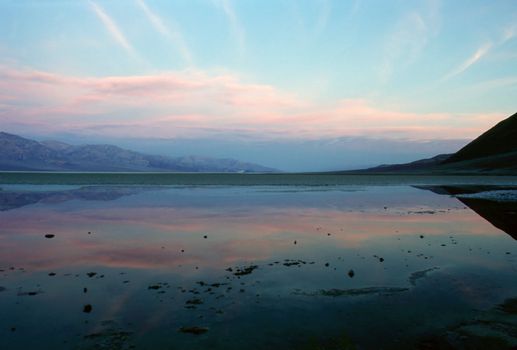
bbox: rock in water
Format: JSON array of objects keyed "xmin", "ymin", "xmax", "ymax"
[
  {"xmin": 179, "ymin": 326, "xmax": 209, "ymax": 335},
  {"xmin": 83, "ymin": 304, "xmax": 92, "ymax": 313}
]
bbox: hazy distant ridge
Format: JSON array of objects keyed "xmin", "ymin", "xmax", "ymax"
[{"xmin": 0, "ymin": 132, "xmax": 277, "ymax": 173}]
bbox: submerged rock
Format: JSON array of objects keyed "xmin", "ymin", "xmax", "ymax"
[
  {"xmin": 408, "ymin": 267, "xmax": 439, "ymax": 286},
  {"xmin": 233, "ymin": 265, "xmax": 258, "ymax": 276},
  {"xmin": 17, "ymin": 290, "xmax": 43, "ymax": 296},
  {"xmin": 295, "ymin": 287, "xmax": 409, "ymax": 297},
  {"xmin": 83, "ymin": 322, "xmax": 133, "ymax": 349},
  {"xmin": 179, "ymin": 326, "xmax": 209, "ymax": 335},
  {"xmin": 498, "ymin": 298, "xmax": 517, "ymax": 314},
  {"xmin": 83, "ymin": 304, "xmax": 92, "ymax": 313},
  {"xmin": 283, "ymin": 259, "xmax": 307, "ymax": 267}
]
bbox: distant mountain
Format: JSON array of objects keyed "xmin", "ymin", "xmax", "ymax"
[
  {"xmin": 0, "ymin": 132, "xmax": 277, "ymax": 173},
  {"xmin": 350, "ymin": 154, "xmax": 452, "ymax": 173},
  {"xmin": 444, "ymin": 112, "xmax": 517, "ymax": 164},
  {"xmin": 344, "ymin": 112, "xmax": 517, "ymax": 174}
]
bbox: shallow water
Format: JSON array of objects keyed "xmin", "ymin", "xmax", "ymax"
[{"xmin": 1, "ymin": 178, "xmax": 517, "ymax": 349}]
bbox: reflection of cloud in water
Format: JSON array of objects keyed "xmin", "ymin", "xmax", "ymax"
[{"xmin": 0, "ymin": 186, "xmax": 505, "ymax": 271}]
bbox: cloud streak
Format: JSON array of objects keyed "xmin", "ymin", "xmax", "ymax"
[
  {"xmin": 89, "ymin": 1, "xmax": 135, "ymax": 55},
  {"xmin": 213, "ymin": 0, "xmax": 245, "ymax": 55},
  {"xmin": 442, "ymin": 22, "xmax": 516, "ymax": 81},
  {"xmin": 135, "ymin": 0, "xmax": 193, "ymax": 64},
  {"xmin": 442, "ymin": 42, "xmax": 492, "ymax": 81}
]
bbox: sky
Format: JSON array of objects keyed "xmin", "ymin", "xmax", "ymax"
[{"xmin": 0, "ymin": 0, "xmax": 516, "ymax": 171}]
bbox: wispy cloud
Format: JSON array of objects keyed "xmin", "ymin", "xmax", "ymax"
[
  {"xmin": 501, "ymin": 23, "xmax": 517, "ymax": 44},
  {"xmin": 89, "ymin": 1, "xmax": 135, "ymax": 55},
  {"xmin": 442, "ymin": 22, "xmax": 516, "ymax": 81},
  {"xmin": 0, "ymin": 65, "xmax": 505, "ymax": 141},
  {"xmin": 442, "ymin": 42, "xmax": 492, "ymax": 81},
  {"xmin": 314, "ymin": 0, "xmax": 331, "ymax": 35},
  {"xmin": 213, "ymin": 0, "xmax": 245, "ymax": 55},
  {"xmin": 135, "ymin": 0, "xmax": 193, "ymax": 65},
  {"xmin": 379, "ymin": 0, "xmax": 441, "ymax": 84},
  {"xmin": 379, "ymin": 12, "xmax": 428, "ymax": 83}
]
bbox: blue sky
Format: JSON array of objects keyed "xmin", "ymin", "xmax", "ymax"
[{"xmin": 0, "ymin": 0, "xmax": 516, "ymax": 171}]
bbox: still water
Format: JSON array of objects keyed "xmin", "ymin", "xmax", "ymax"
[{"xmin": 1, "ymin": 179, "xmax": 516, "ymax": 349}]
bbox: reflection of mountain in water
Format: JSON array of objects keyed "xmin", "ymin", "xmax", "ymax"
[
  {"xmin": 0, "ymin": 186, "xmax": 149, "ymax": 211},
  {"xmin": 415, "ymin": 185, "xmax": 517, "ymax": 240}
]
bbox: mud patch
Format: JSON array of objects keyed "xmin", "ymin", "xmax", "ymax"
[{"xmin": 294, "ymin": 287, "xmax": 409, "ymax": 297}]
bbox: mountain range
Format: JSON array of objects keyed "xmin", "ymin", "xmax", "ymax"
[
  {"xmin": 345, "ymin": 112, "xmax": 517, "ymax": 174},
  {"xmin": 0, "ymin": 132, "xmax": 276, "ymax": 173}
]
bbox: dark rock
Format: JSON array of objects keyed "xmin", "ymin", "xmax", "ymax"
[
  {"xmin": 233, "ymin": 265, "xmax": 258, "ymax": 276},
  {"xmin": 17, "ymin": 290, "xmax": 42, "ymax": 296},
  {"xmin": 83, "ymin": 304, "xmax": 92, "ymax": 313},
  {"xmin": 497, "ymin": 298, "xmax": 517, "ymax": 314},
  {"xmin": 179, "ymin": 326, "xmax": 208, "ymax": 335}
]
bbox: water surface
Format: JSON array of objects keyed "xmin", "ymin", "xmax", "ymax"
[{"xmin": 1, "ymin": 176, "xmax": 516, "ymax": 349}]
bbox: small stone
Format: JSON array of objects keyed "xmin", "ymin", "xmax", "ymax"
[
  {"xmin": 179, "ymin": 326, "xmax": 208, "ymax": 335},
  {"xmin": 83, "ymin": 304, "xmax": 92, "ymax": 313}
]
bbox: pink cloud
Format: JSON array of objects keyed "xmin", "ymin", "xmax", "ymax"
[{"xmin": 0, "ymin": 65, "xmax": 507, "ymax": 140}]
